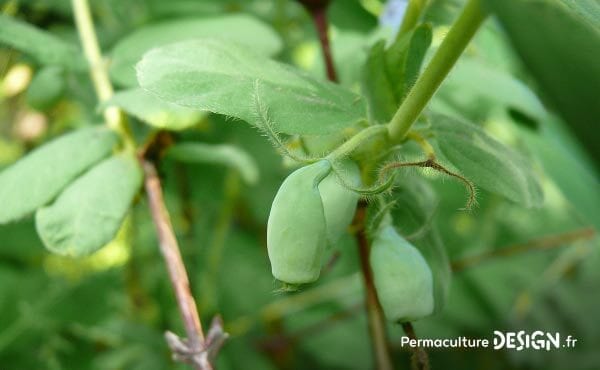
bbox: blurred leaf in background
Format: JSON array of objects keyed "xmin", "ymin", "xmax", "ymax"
[{"xmin": 0, "ymin": 0, "xmax": 598, "ymax": 369}]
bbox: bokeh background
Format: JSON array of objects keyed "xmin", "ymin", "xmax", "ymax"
[{"xmin": 0, "ymin": 0, "xmax": 598, "ymax": 369}]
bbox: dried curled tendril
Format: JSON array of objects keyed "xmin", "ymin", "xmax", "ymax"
[
  {"xmin": 331, "ymin": 164, "xmax": 396, "ymax": 197},
  {"xmin": 379, "ymin": 157, "xmax": 477, "ymax": 210}
]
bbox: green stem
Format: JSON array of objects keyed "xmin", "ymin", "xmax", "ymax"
[
  {"xmin": 71, "ymin": 0, "xmax": 134, "ymax": 151},
  {"xmin": 387, "ymin": 0, "xmax": 487, "ymax": 142},
  {"xmin": 396, "ymin": 0, "xmax": 427, "ymax": 41},
  {"xmin": 327, "ymin": 124, "xmax": 388, "ymax": 161},
  {"xmin": 406, "ymin": 131, "xmax": 435, "ymax": 158}
]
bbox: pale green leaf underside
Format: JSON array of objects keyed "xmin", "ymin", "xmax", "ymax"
[
  {"xmin": 105, "ymin": 88, "xmax": 206, "ymax": 131},
  {"xmin": 0, "ymin": 127, "xmax": 118, "ymax": 224},
  {"xmin": 0, "ymin": 15, "xmax": 85, "ymax": 70},
  {"xmin": 440, "ymin": 58, "xmax": 547, "ymax": 121},
  {"xmin": 110, "ymin": 15, "xmax": 283, "ymax": 86},
  {"xmin": 167, "ymin": 143, "xmax": 259, "ymax": 185},
  {"xmin": 36, "ymin": 154, "xmax": 143, "ymax": 257},
  {"xmin": 136, "ymin": 39, "xmax": 367, "ymax": 135},
  {"xmin": 429, "ymin": 114, "xmax": 544, "ymax": 208}
]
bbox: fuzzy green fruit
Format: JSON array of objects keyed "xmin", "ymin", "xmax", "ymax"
[
  {"xmin": 267, "ymin": 160, "xmax": 331, "ymax": 284},
  {"xmin": 370, "ymin": 226, "xmax": 434, "ymax": 322},
  {"xmin": 318, "ymin": 159, "xmax": 361, "ymax": 244}
]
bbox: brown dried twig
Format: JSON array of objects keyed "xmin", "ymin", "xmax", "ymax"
[
  {"xmin": 380, "ymin": 158, "xmax": 477, "ymax": 210},
  {"xmin": 142, "ymin": 158, "xmax": 228, "ymax": 369}
]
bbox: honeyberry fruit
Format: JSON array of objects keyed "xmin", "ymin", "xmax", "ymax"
[
  {"xmin": 318, "ymin": 159, "xmax": 361, "ymax": 244},
  {"xmin": 267, "ymin": 160, "xmax": 331, "ymax": 284},
  {"xmin": 370, "ymin": 226, "xmax": 434, "ymax": 322}
]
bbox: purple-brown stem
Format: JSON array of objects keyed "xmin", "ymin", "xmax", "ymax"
[
  {"xmin": 299, "ymin": 0, "xmax": 338, "ymax": 82},
  {"xmin": 300, "ymin": 2, "xmax": 394, "ymax": 368},
  {"xmin": 302, "ymin": 1, "xmax": 392, "ymax": 366},
  {"xmin": 312, "ymin": 7, "xmax": 338, "ymax": 82},
  {"xmin": 354, "ymin": 201, "xmax": 394, "ymax": 370},
  {"xmin": 402, "ymin": 322, "xmax": 429, "ymax": 370}
]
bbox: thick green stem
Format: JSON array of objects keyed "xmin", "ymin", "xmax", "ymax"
[
  {"xmin": 387, "ymin": 0, "xmax": 487, "ymax": 142},
  {"xmin": 71, "ymin": 0, "xmax": 134, "ymax": 150},
  {"xmin": 327, "ymin": 124, "xmax": 387, "ymax": 161},
  {"xmin": 396, "ymin": 0, "xmax": 427, "ymax": 41}
]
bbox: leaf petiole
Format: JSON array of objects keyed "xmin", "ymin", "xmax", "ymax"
[
  {"xmin": 326, "ymin": 124, "xmax": 388, "ymax": 161},
  {"xmin": 406, "ymin": 130, "xmax": 436, "ymax": 158}
]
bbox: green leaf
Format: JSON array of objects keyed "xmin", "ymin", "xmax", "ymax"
[
  {"xmin": 110, "ymin": 15, "xmax": 283, "ymax": 87},
  {"xmin": 391, "ymin": 174, "xmax": 438, "ymax": 236},
  {"xmin": 105, "ymin": 88, "xmax": 206, "ymax": 131},
  {"xmin": 26, "ymin": 66, "xmax": 66, "ymax": 110},
  {"xmin": 362, "ymin": 40, "xmax": 397, "ymax": 124},
  {"xmin": 386, "ymin": 24, "xmax": 432, "ymax": 102},
  {"xmin": 519, "ymin": 118, "xmax": 600, "ymax": 230},
  {"xmin": 0, "ymin": 15, "xmax": 85, "ymax": 70},
  {"xmin": 484, "ymin": 0, "xmax": 600, "ymax": 161},
  {"xmin": 0, "ymin": 127, "xmax": 118, "ymax": 224},
  {"xmin": 391, "ymin": 175, "xmax": 451, "ymax": 314},
  {"xmin": 136, "ymin": 39, "xmax": 367, "ymax": 135},
  {"xmin": 361, "ymin": 25, "xmax": 432, "ymax": 124},
  {"xmin": 561, "ymin": 0, "xmax": 600, "ymax": 27},
  {"xmin": 439, "ymin": 58, "xmax": 547, "ymax": 122},
  {"xmin": 427, "ymin": 114, "xmax": 544, "ymax": 208},
  {"xmin": 167, "ymin": 143, "xmax": 259, "ymax": 185},
  {"xmin": 413, "ymin": 226, "xmax": 451, "ymax": 315},
  {"xmin": 36, "ymin": 154, "xmax": 142, "ymax": 257}
]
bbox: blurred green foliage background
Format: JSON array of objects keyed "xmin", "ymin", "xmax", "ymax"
[{"xmin": 0, "ymin": 0, "xmax": 598, "ymax": 369}]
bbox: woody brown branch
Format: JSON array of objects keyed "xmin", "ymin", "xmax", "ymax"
[
  {"xmin": 354, "ymin": 201, "xmax": 395, "ymax": 370},
  {"xmin": 402, "ymin": 322, "xmax": 430, "ymax": 370},
  {"xmin": 141, "ymin": 159, "xmax": 209, "ymax": 368},
  {"xmin": 298, "ymin": 0, "xmax": 338, "ymax": 82},
  {"xmin": 141, "ymin": 152, "xmax": 230, "ymax": 369}
]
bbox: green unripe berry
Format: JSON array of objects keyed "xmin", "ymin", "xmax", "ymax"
[
  {"xmin": 267, "ymin": 159, "xmax": 362, "ymax": 284},
  {"xmin": 370, "ymin": 226, "xmax": 434, "ymax": 322},
  {"xmin": 319, "ymin": 159, "xmax": 361, "ymax": 244},
  {"xmin": 267, "ymin": 160, "xmax": 331, "ymax": 284}
]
